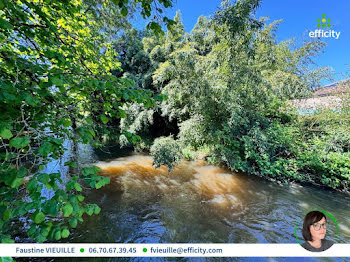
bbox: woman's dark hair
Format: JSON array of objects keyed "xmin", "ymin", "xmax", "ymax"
[{"xmin": 302, "ymin": 211, "xmax": 327, "ymax": 241}]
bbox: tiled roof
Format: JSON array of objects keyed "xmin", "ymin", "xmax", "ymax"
[
  {"xmin": 313, "ymin": 78, "xmax": 350, "ymax": 97},
  {"xmin": 291, "ymin": 79, "xmax": 350, "ymax": 111}
]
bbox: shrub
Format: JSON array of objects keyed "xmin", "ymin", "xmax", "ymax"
[{"xmin": 150, "ymin": 136, "xmax": 182, "ymax": 171}]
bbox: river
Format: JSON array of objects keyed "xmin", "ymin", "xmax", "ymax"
[
  {"xmin": 67, "ymin": 146, "xmax": 350, "ymax": 262},
  {"xmin": 19, "ymin": 145, "xmax": 350, "ymax": 262}
]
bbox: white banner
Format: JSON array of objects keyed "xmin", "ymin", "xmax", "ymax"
[{"xmin": 1, "ymin": 244, "xmax": 349, "ymax": 257}]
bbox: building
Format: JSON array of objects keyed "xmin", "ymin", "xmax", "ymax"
[{"xmin": 292, "ymin": 78, "xmax": 350, "ymax": 115}]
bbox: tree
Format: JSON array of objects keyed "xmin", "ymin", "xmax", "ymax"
[
  {"xmin": 150, "ymin": 136, "xmax": 182, "ymax": 171},
  {"xmin": 0, "ymin": 0, "xmax": 173, "ymax": 243},
  {"xmin": 116, "ymin": 11, "xmax": 186, "ymax": 148},
  {"xmin": 149, "ymin": 0, "xmax": 335, "ymax": 187}
]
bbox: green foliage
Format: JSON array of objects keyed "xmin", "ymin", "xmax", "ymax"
[
  {"xmin": 150, "ymin": 136, "xmax": 182, "ymax": 171},
  {"xmin": 128, "ymin": 0, "xmax": 348, "ymax": 191},
  {"xmin": 0, "ymin": 257, "xmax": 13, "ymax": 262},
  {"xmin": 134, "ymin": 136, "xmax": 154, "ymax": 152},
  {"xmin": 178, "ymin": 116, "xmax": 206, "ymax": 149},
  {"xmin": 182, "ymin": 146, "xmax": 196, "ymax": 161},
  {"xmin": 182, "ymin": 145, "xmax": 210, "ymax": 161},
  {"xmin": 119, "ymin": 103, "xmax": 155, "ymax": 146},
  {"xmin": 293, "ymin": 110, "xmax": 350, "ymax": 189},
  {"xmin": 113, "ymin": 18, "xmax": 178, "ymax": 146},
  {"xmin": 0, "ymin": 0, "xmax": 174, "ymax": 244}
]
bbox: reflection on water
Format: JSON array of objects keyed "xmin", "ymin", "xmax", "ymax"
[
  {"xmin": 60, "ymin": 152, "xmax": 350, "ymax": 262},
  {"xmin": 40, "ymin": 141, "xmax": 96, "ymax": 199}
]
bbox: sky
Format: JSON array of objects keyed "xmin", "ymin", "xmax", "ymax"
[{"xmin": 133, "ymin": 0, "xmax": 350, "ymax": 86}]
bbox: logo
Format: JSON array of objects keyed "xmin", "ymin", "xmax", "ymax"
[
  {"xmin": 309, "ymin": 14, "xmax": 341, "ymax": 39},
  {"xmin": 317, "ymin": 14, "xmax": 331, "ymax": 28}
]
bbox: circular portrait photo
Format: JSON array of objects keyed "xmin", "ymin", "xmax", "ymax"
[{"xmin": 301, "ymin": 210, "xmax": 334, "ymax": 252}]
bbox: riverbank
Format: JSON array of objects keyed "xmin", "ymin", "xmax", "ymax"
[{"xmin": 183, "ymin": 146, "xmax": 350, "ymax": 195}]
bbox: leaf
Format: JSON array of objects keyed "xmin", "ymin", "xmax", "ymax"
[
  {"xmin": 25, "ymin": 93, "xmax": 39, "ymax": 106},
  {"xmin": 104, "ymin": 177, "xmax": 110, "ymax": 185},
  {"xmin": 37, "ymin": 173, "xmax": 50, "ymax": 184},
  {"xmin": 77, "ymin": 127, "xmax": 93, "ymax": 143},
  {"xmin": 68, "ymin": 218, "xmax": 78, "ymax": 228},
  {"xmin": 51, "ymin": 76, "xmax": 63, "ymax": 86},
  {"xmin": 86, "ymin": 205, "xmax": 94, "ymax": 216},
  {"xmin": 1, "ymin": 237, "xmax": 15, "ymax": 244},
  {"xmin": 77, "ymin": 195, "xmax": 84, "ymax": 202},
  {"xmin": 64, "ymin": 161, "xmax": 78, "ymax": 168},
  {"xmin": 95, "ymin": 180, "xmax": 104, "ymax": 189},
  {"xmin": 25, "ymin": 202, "xmax": 37, "ymax": 212},
  {"xmin": 42, "ymin": 199, "xmax": 60, "ymax": 216},
  {"xmin": 54, "ymin": 230, "xmax": 61, "ymax": 240},
  {"xmin": 51, "ymin": 138, "xmax": 63, "ymax": 145},
  {"xmin": 86, "ymin": 118, "xmax": 93, "ymax": 125},
  {"xmin": 62, "ymin": 119, "xmax": 72, "ymax": 127},
  {"xmin": 121, "ymin": 7, "xmax": 128, "ymax": 16},
  {"xmin": 62, "ymin": 203, "xmax": 73, "ymax": 217},
  {"xmin": 88, "ymin": 128, "xmax": 95, "ymax": 137},
  {"xmin": 100, "ymin": 114, "xmax": 110, "ymax": 124},
  {"xmin": 3, "ymin": 209, "xmax": 11, "ymax": 221},
  {"xmin": 94, "ymin": 205, "xmax": 101, "ymax": 215},
  {"xmin": 27, "ymin": 179, "xmax": 38, "ymax": 193},
  {"xmin": 0, "ymin": 128, "xmax": 13, "ymax": 139},
  {"xmin": 38, "ymin": 141, "xmax": 53, "ymax": 157},
  {"xmin": 147, "ymin": 22, "xmax": 163, "ymax": 35},
  {"xmin": 65, "ymin": 180, "xmax": 74, "ymax": 191},
  {"xmin": 33, "ymin": 211, "xmax": 45, "ymax": 224},
  {"xmin": 74, "ymin": 182, "xmax": 82, "ymax": 192},
  {"xmin": 82, "ymin": 166, "xmax": 100, "ymax": 176},
  {"xmin": 0, "ymin": 18, "xmax": 13, "ymax": 30},
  {"xmin": 10, "ymin": 177, "xmax": 23, "ymax": 188},
  {"xmin": 41, "ymin": 227, "xmax": 50, "ymax": 237},
  {"xmin": 3, "ymin": 92, "xmax": 15, "ymax": 101},
  {"xmin": 61, "ymin": 228, "xmax": 70, "ymax": 238},
  {"xmin": 17, "ymin": 168, "xmax": 27, "ymax": 177},
  {"xmin": 9, "ymin": 137, "xmax": 30, "ymax": 149}
]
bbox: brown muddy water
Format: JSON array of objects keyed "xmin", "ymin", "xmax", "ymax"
[{"xmin": 18, "ymin": 147, "xmax": 350, "ymax": 262}]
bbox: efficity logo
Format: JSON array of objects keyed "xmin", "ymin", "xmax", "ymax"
[{"xmin": 309, "ymin": 14, "xmax": 341, "ymax": 39}]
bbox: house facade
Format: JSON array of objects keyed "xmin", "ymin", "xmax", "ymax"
[{"xmin": 292, "ymin": 78, "xmax": 350, "ymax": 115}]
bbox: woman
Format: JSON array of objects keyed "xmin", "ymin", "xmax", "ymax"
[{"xmin": 301, "ymin": 210, "xmax": 334, "ymax": 252}]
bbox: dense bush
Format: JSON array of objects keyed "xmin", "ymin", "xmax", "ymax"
[
  {"xmin": 150, "ymin": 136, "xmax": 182, "ymax": 171},
  {"xmin": 294, "ymin": 110, "xmax": 350, "ymax": 189}
]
